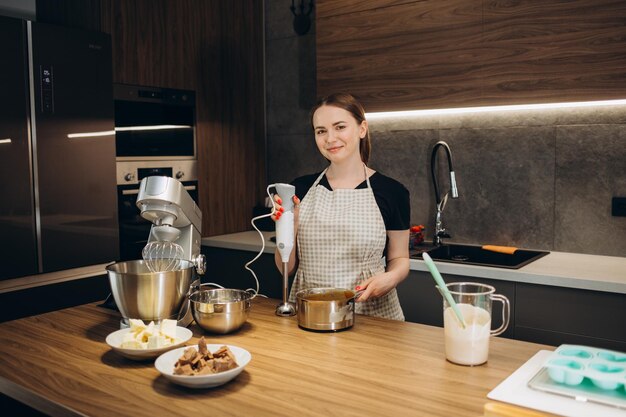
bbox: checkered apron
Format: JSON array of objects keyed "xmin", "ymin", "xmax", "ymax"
[{"xmin": 289, "ymin": 166, "xmax": 405, "ymax": 320}]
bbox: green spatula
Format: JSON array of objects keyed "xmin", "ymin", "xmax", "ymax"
[{"xmin": 422, "ymin": 252, "xmax": 466, "ymax": 329}]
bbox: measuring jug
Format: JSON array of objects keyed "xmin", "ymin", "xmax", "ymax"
[{"xmin": 440, "ymin": 282, "xmax": 510, "ymax": 366}]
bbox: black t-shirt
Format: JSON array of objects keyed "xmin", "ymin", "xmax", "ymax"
[{"xmin": 291, "ymin": 171, "xmax": 410, "ymax": 231}]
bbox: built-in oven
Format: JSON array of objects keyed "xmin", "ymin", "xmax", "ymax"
[
  {"xmin": 116, "ymin": 160, "xmax": 198, "ymax": 261},
  {"xmin": 114, "ymin": 84, "xmax": 196, "ymax": 160},
  {"xmin": 114, "ymin": 84, "xmax": 199, "ymax": 261}
]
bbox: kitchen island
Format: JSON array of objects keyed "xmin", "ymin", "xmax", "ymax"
[{"xmin": 0, "ymin": 297, "xmax": 553, "ymax": 417}]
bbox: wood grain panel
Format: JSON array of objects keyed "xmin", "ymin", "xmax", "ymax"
[
  {"xmin": 40, "ymin": 0, "xmax": 265, "ymax": 237},
  {"xmin": 198, "ymin": 0, "xmax": 266, "ymax": 235},
  {"xmin": 316, "ymin": 0, "xmax": 418, "ymax": 18},
  {"xmin": 317, "ymin": 0, "xmax": 626, "ymax": 111},
  {"xmin": 316, "ymin": 0, "xmax": 485, "ymax": 111},
  {"xmin": 480, "ymin": 0, "xmax": 626, "ymax": 105},
  {"xmin": 100, "ymin": 0, "xmax": 200, "ymax": 89}
]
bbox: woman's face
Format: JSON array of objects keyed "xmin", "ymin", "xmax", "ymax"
[{"xmin": 312, "ymin": 105, "xmax": 367, "ymax": 164}]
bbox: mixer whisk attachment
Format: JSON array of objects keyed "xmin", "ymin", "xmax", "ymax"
[
  {"xmin": 142, "ymin": 224, "xmax": 185, "ymax": 272},
  {"xmin": 142, "ymin": 241, "xmax": 185, "ymax": 272}
]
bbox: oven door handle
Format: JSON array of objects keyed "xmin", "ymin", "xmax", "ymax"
[{"xmin": 121, "ymin": 184, "xmax": 196, "ymax": 196}]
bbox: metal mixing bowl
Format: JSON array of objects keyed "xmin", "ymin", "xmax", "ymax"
[
  {"xmin": 189, "ymin": 287, "xmax": 251, "ymax": 334},
  {"xmin": 106, "ymin": 259, "xmax": 195, "ymax": 322}
]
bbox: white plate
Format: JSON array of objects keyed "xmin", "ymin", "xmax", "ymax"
[
  {"xmin": 155, "ymin": 344, "xmax": 251, "ymax": 388},
  {"xmin": 105, "ymin": 326, "xmax": 193, "ymax": 360}
]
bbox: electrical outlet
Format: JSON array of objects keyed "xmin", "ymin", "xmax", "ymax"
[{"xmin": 612, "ymin": 197, "xmax": 626, "ymax": 217}]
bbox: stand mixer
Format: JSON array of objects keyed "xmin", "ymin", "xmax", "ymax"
[
  {"xmin": 136, "ymin": 176, "xmax": 206, "ymax": 275},
  {"xmin": 272, "ymin": 183, "xmax": 297, "ymax": 317}
]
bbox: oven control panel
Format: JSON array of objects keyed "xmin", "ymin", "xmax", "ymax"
[{"xmin": 116, "ymin": 160, "xmax": 197, "ymax": 185}]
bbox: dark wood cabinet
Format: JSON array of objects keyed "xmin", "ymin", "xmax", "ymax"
[
  {"xmin": 316, "ymin": 0, "xmax": 626, "ymax": 112},
  {"xmin": 201, "ymin": 247, "xmax": 284, "ymax": 300},
  {"xmin": 515, "ymin": 283, "xmax": 626, "ymax": 352},
  {"xmin": 0, "ymin": 275, "xmax": 110, "ymax": 323}
]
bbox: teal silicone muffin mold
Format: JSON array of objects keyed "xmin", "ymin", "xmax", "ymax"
[{"xmin": 543, "ymin": 345, "xmax": 626, "ymax": 391}]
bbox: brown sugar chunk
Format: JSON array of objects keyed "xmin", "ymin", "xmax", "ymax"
[
  {"xmin": 179, "ymin": 346, "xmax": 197, "ymax": 364},
  {"xmin": 173, "ymin": 363, "xmax": 194, "ymax": 376},
  {"xmin": 196, "ymin": 365, "xmax": 215, "ymax": 375},
  {"xmin": 173, "ymin": 340, "xmax": 239, "ymax": 376},
  {"xmin": 198, "ymin": 336, "xmax": 209, "ymax": 356},
  {"xmin": 213, "ymin": 357, "xmax": 238, "ymax": 373}
]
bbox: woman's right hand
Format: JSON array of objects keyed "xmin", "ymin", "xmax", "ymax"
[
  {"xmin": 272, "ymin": 194, "xmax": 301, "ymax": 276},
  {"xmin": 271, "ymin": 194, "xmax": 301, "ymax": 223}
]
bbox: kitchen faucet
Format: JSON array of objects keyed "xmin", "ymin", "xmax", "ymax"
[{"xmin": 430, "ymin": 141, "xmax": 459, "ymax": 246}]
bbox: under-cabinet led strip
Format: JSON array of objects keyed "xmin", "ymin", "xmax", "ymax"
[{"xmin": 365, "ymin": 99, "xmax": 626, "ymax": 119}]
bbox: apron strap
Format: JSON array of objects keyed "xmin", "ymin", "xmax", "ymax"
[
  {"xmin": 363, "ymin": 163, "xmax": 373, "ymax": 189},
  {"xmin": 311, "ymin": 168, "xmax": 328, "ymax": 187},
  {"xmin": 314, "ymin": 164, "xmax": 372, "ymax": 190}
]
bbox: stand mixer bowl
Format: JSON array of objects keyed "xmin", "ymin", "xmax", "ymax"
[{"xmin": 107, "ymin": 260, "xmax": 195, "ymax": 322}]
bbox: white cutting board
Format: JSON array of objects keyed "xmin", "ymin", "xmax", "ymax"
[{"xmin": 488, "ymin": 350, "xmax": 626, "ymax": 417}]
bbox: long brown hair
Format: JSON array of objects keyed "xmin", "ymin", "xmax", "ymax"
[{"xmin": 310, "ymin": 92, "xmax": 371, "ymax": 164}]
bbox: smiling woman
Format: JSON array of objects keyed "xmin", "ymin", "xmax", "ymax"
[{"xmin": 271, "ymin": 92, "xmax": 411, "ymax": 321}]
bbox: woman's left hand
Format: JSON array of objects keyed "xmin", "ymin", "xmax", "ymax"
[
  {"xmin": 354, "ymin": 231, "xmax": 410, "ymax": 302},
  {"xmin": 354, "ymin": 272, "xmax": 398, "ymax": 302}
]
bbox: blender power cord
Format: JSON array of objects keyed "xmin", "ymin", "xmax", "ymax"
[{"xmin": 244, "ymin": 184, "xmax": 279, "ymax": 299}]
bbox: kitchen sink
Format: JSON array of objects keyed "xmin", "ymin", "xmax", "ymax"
[{"xmin": 411, "ymin": 243, "xmax": 549, "ymax": 269}]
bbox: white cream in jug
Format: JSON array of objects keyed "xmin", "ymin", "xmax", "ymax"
[{"xmin": 444, "ymin": 303, "xmax": 491, "ymax": 365}]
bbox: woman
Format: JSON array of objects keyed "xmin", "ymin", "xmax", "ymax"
[{"xmin": 273, "ymin": 92, "xmax": 410, "ymax": 320}]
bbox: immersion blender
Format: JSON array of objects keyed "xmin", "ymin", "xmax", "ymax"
[{"xmin": 273, "ymin": 183, "xmax": 297, "ymax": 317}]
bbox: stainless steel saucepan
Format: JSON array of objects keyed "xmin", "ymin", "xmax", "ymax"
[{"xmin": 296, "ymin": 287, "xmax": 359, "ymax": 332}]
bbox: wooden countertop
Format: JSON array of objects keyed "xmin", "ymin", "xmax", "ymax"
[{"xmin": 0, "ymin": 298, "xmax": 553, "ymax": 417}]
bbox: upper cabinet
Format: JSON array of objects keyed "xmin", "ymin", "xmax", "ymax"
[{"xmin": 316, "ymin": 0, "xmax": 626, "ymax": 112}]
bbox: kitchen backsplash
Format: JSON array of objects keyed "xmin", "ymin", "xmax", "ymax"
[{"xmin": 264, "ymin": 1, "xmax": 626, "ymax": 257}]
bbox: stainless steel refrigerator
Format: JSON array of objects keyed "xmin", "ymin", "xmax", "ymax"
[{"xmin": 0, "ymin": 16, "xmax": 119, "ymax": 280}]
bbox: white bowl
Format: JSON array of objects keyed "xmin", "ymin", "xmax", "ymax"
[
  {"xmin": 154, "ymin": 344, "xmax": 251, "ymax": 388},
  {"xmin": 105, "ymin": 326, "xmax": 193, "ymax": 360}
]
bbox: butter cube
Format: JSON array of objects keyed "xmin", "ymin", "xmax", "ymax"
[
  {"xmin": 147, "ymin": 334, "xmax": 167, "ymax": 349},
  {"xmin": 121, "ymin": 332, "xmax": 137, "ymax": 345},
  {"xmin": 144, "ymin": 321, "xmax": 155, "ymax": 337},
  {"xmin": 160, "ymin": 319, "xmax": 177, "ymax": 340},
  {"xmin": 120, "ymin": 339, "xmax": 144, "ymax": 349},
  {"xmin": 138, "ymin": 321, "xmax": 156, "ymax": 342},
  {"xmin": 128, "ymin": 319, "xmax": 145, "ymax": 331}
]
